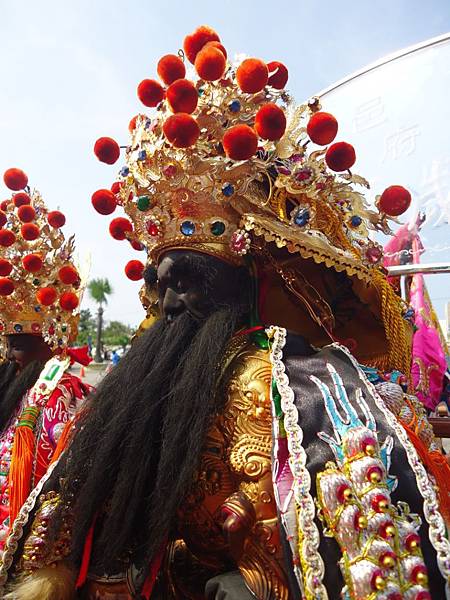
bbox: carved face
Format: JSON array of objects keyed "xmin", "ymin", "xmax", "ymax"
[
  {"xmin": 6, "ymin": 333, "xmax": 52, "ymax": 369},
  {"xmin": 157, "ymin": 250, "xmax": 244, "ymax": 323}
]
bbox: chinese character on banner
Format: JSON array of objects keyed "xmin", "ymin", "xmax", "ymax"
[
  {"xmin": 353, "ymin": 97, "xmax": 387, "ymax": 133},
  {"xmin": 417, "ymin": 158, "xmax": 450, "ymax": 226},
  {"xmin": 383, "ymin": 125, "xmax": 421, "ymax": 162}
]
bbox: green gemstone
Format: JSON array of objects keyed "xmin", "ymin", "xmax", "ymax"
[
  {"xmin": 61, "ymin": 325, "xmax": 67, "ymax": 332},
  {"xmin": 33, "ymin": 278, "xmax": 40, "ymax": 286},
  {"xmin": 137, "ymin": 195, "xmax": 150, "ymax": 211},
  {"xmin": 211, "ymin": 221, "xmax": 225, "ymax": 236}
]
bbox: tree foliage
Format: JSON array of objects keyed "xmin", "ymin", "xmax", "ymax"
[
  {"xmin": 76, "ymin": 308, "xmax": 96, "ymax": 345},
  {"xmin": 103, "ymin": 320, "xmax": 133, "ymax": 349},
  {"xmin": 88, "ymin": 278, "xmax": 113, "ymax": 306}
]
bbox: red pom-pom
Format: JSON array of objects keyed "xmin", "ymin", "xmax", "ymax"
[
  {"xmin": 223, "ymin": 124, "xmax": 258, "ymax": 161},
  {"xmin": 166, "ymin": 79, "xmax": 198, "ymax": 114},
  {"xmin": 0, "ymin": 277, "xmax": 14, "ymax": 296},
  {"xmin": 130, "ymin": 239, "xmax": 145, "ymax": 251},
  {"xmin": 58, "ymin": 265, "xmax": 79, "ymax": 285},
  {"xmin": 3, "ymin": 168, "xmax": 28, "ymax": 191},
  {"xmin": 47, "ymin": 210, "xmax": 66, "ymax": 228},
  {"xmin": 94, "ymin": 137, "xmax": 120, "ymax": 165},
  {"xmin": 325, "ymin": 142, "xmax": 356, "ymax": 172},
  {"xmin": 128, "ymin": 114, "xmax": 146, "ymax": 132},
  {"xmin": 183, "ymin": 25, "xmax": 220, "ymax": 64},
  {"xmin": 163, "ymin": 114, "xmax": 200, "ymax": 148},
  {"xmin": 13, "ymin": 192, "xmax": 31, "ymax": 207},
  {"xmin": 59, "ymin": 291, "xmax": 79, "ymax": 311},
  {"xmin": 92, "ymin": 189, "xmax": 117, "ymax": 215},
  {"xmin": 36, "ymin": 286, "xmax": 57, "ymax": 306},
  {"xmin": 195, "ymin": 46, "xmax": 226, "ymax": 81},
  {"xmin": 17, "ymin": 205, "xmax": 36, "ymax": 223},
  {"xmin": 0, "ymin": 200, "xmax": 9, "ymax": 211},
  {"xmin": 0, "ymin": 229, "xmax": 16, "ymax": 247},
  {"xmin": 157, "ymin": 54, "xmax": 186, "ymax": 85},
  {"xmin": 267, "ymin": 61, "xmax": 289, "ymax": 89},
  {"xmin": 236, "ymin": 59, "xmax": 268, "ymax": 94},
  {"xmin": 204, "ymin": 41, "xmax": 227, "ymax": 59},
  {"xmin": 307, "ymin": 112, "xmax": 338, "ymax": 145},
  {"xmin": 21, "ymin": 223, "xmax": 40, "ymax": 241},
  {"xmin": 0, "ymin": 259, "xmax": 12, "ymax": 276},
  {"xmin": 0, "ymin": 211, "xmax": 6, "ymax": 227},
  {"xmin": 125, "ymin": 259, "xmax": 145, "ymax": 281},
  {"xmin": 254, "ymin": 103, "xmax": 286, "ymax": 141},
  {"xmin": 109, "ymin": 217, "xmax": 133, "ymax": 240},
  {"xmin": 22, "ymin": 253, "xmax": 43, "ymax": 273},
  {"xmin": 137, "ymin": 79, "xmax": 165, "ymax": 108},
  {"xmin": 378, "ymin": 186, "xmax": 412, "ymax": 217}
]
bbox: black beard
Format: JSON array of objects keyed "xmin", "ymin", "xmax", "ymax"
[
  {"xmin": 0, "ymin": 360, "xmax": 44, "ymax": 434},
  {"xmin": 56, "ymin": 306, "xmax": 243, "ymax": 573}
]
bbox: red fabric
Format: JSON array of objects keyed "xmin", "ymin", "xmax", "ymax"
[
  {"xmin": 141, "ymin": 542, "xmax": 167, "ymax": 599},
  {"xmin": 67, "ymin": 346, "xmax": 92, "ymax": 367},
  {"xmin": 76, "ymin": 515, "xmax": 97, "ymax": 589}
]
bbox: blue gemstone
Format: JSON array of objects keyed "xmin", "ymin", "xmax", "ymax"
[
  {"xmin": 294, "ymin": 209, "xmax": 310, "ymax": 227},
  {"xmin": 34, "ymin": 305, "xmax": 41, "ymax": 312},
  {"xmin": 350, "ymin": 215, "xmax": 362, "ymax": 227},
  {"xmin": 229, "ymin": 100, "xmax": 241, "ymax": 113},
  {"xmin": 14, "ymin": 324, "xmax": 23, "ymax": 333},
  {"xmin": 144, "ymin": 119, "xmax": 152, "ymax": 130},
  {"xmin": 180, "ymin": 221, "xmax": 195, "ymax": 236},
  {"xmin": 222, "ymin": 183, "xmax": 235, "ymax": 197},
  {"xmin": 137, "ymin": 150, "xmax": 147, "ymax": 161},
  {"xmin": 120, "ymin": 166, "xmax": 130, "ymax": 177}
]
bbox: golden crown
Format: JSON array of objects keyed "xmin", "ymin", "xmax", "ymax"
[
  {"xmin": 92, "ymin": 25, "xmax": 411, "ymax": 286},
  {"xmin": 0, "ymin": 168, "xmax": 82, "ymax": 351}
]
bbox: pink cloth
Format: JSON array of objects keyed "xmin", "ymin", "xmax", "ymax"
[{"xmin": 409, "ymin": 236, "xmax": 447, "ymax": 410}]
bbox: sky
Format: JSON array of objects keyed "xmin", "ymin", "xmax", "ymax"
[{"xmin": 1, "ymin": 0, "xmax": 450, "ymax": 327}]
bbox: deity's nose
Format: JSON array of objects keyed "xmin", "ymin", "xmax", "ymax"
[{"xmin": 162, "ymin": 287, "xmax": 185, "ymax": 322}]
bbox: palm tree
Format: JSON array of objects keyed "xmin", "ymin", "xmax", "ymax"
[{"xmin": 88, "ymin": 278, "xmax": 113, "ymax": 362}]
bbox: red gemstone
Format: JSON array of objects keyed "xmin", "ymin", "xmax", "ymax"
[
  {"xmin": 230, "ymin": 231, "xmax": 248, "ymax": 253},
  {"xmin": 371, "ymin": 493, "xmax": 389, "ymax": 513},
  {"xmin": 405, "ymin": 532, "xmax": 421, "ymax": 552},
  {"xmin": 146, "ymin": 222, "xmax": 160, "ymax": 237},
  {"xmin": 370, "ymin": 569, "xmax": 384, "ymax": 591},
  {"xmin": 366, "ymin": 246, "xmax": 383, "ymax": 263},
  {"xmin": 163, "ymin": 165, "xmax": 177, "ymax": 178},
  {"xmin": 411, "ymin": 564, "xmax": 427, "ymax": 584}
]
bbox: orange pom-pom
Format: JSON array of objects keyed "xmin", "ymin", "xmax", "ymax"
[
  {"xmin": 223, "ymin": 124, "xmax": 258, "ymax": 160},
  {"xmin": 157, "ymin": 54, "xmax": 186, "ymax": 85},
  {"xmin": 236, "ymin": 59, "xmax": 268, "ymax": 93},
  {"xmin": 59, "ymin": 265, "xmax": 79, "ymax": 285},
  {"xmin": 163, "ymin": 114, "xmax": 200, "ymax": 148},
  {"xmin": 0, "ymin": 277, "xmax": 14, "ymax": 296},
  {"xmin": 22, "ymin": 253, "xmax": 43, "ymax": 273},
  {"xmin": 137, "ymin": 79, "xmax": 165, "ymax": 107},
  {"xmin": 195, "ymin": 46, "xmax": 226, "ymax": 81},
  {"xmin": 92, "ymin": 189, "xmax": 116, "ymax": 215},
  {"xmin": 4, "ymin": 168, "xmax": 28, "ymax": 191},
  {"xmin": 204, "ymin": 41, "xmax": 227, "ymax": 59},
  {"xmin": 109, "ymin": 217, "xmax": 133, "ymax": 240},
  {"xmin": 254, "ymin": 103, "xmax": 286, "ymax": 141},
  {"xmin": 125, "ymin": 260, "xmax": 145, "ymax": 281},
  {"xmin": 0, "ymin": 211, "xmax": 6, "ymax": 227},
  {"xmin": 183, "ymin": 25, "xmax": 220, "ymax": 64},
  {"xmin": 325, "ymin": 142, "xmax": 356, "ymax": 172},
  {"xmin": 48, "ymin": 211, "xmax": 66, "ymax": 228},
  {"xmin": 0, "ymin": 259, "xmax": 12, "ymax": 276},
  {"xmin": 0, "ymin": 229, "xmax": 16, "ymax": 247},
  {"xmin": 17, "ymin": 205, "xmax": 36, "ymax": 223},
  {"xmin": 378, "ymin": 186, "xmax": 412, "ymax": 217},
  {"xmin": 60, "ymin": 291, "xmax": 79, "ymax": 311},
  {"xmin": 13, "ymin": 192, "xmax": 31, "ymax": 207},
  {"xmin": 307, "ymin": 112, "xmax": 338, "ymax": 146},
  {"xmin": 267, "ymin": 61, "xmax": 289, "ymax": 89},
  {"xmin": 94, "ymin": 137, "xmax": 120, "ymax": 165},
  {"xmin": 21, "ymin": 223, "xmax": 40, "ymax": 241},
  {"xmin": 36, "ymin": 286, "xmax": 57, "ymax": 306},
  {"xmin": 166, "ymin": 79, "xmax": 198, "ymax": 114}
]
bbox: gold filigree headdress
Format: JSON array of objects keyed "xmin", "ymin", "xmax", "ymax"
[
  {"xmin": 0, "ymin": 168, "xmax": 82, "ymax": 353},
  {"xmin": 91, "ymin": 26, "xmax": 413, "ymax": 373}
]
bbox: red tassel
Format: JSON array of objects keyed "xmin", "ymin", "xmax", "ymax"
[
  {"xmin": 141, "ymin": 541, "xmax": 167, "ymax": 599},
  {"xmin": 76, "ymin": 516, "xmax": 97, "ymax": 589}
]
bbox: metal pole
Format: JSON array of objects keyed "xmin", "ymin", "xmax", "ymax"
[{"xmin": 387, "ymin": 263, "xmax": 450, "ymax": 276}]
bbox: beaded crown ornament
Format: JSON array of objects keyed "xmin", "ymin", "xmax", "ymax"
[
  {"xmin": 0, "ymin": 168, "xmax": 82, "ymax": 353},
  {"xmin": 92, "ymin": 25, "xmax": 411, "ymax": 282}
]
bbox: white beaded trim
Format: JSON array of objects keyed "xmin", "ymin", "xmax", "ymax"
[
  {"xmin": 267, "ymin": 326, "xmax": 328, "ymax": 600},
  {"xmin": 334, "ymin": 342, "xmax": 450, "ymax": 588}
]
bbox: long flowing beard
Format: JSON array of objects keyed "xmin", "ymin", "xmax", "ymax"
[{"xmin": 55, "ymin": 306, "xmax": 242, "ymax": 573}]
